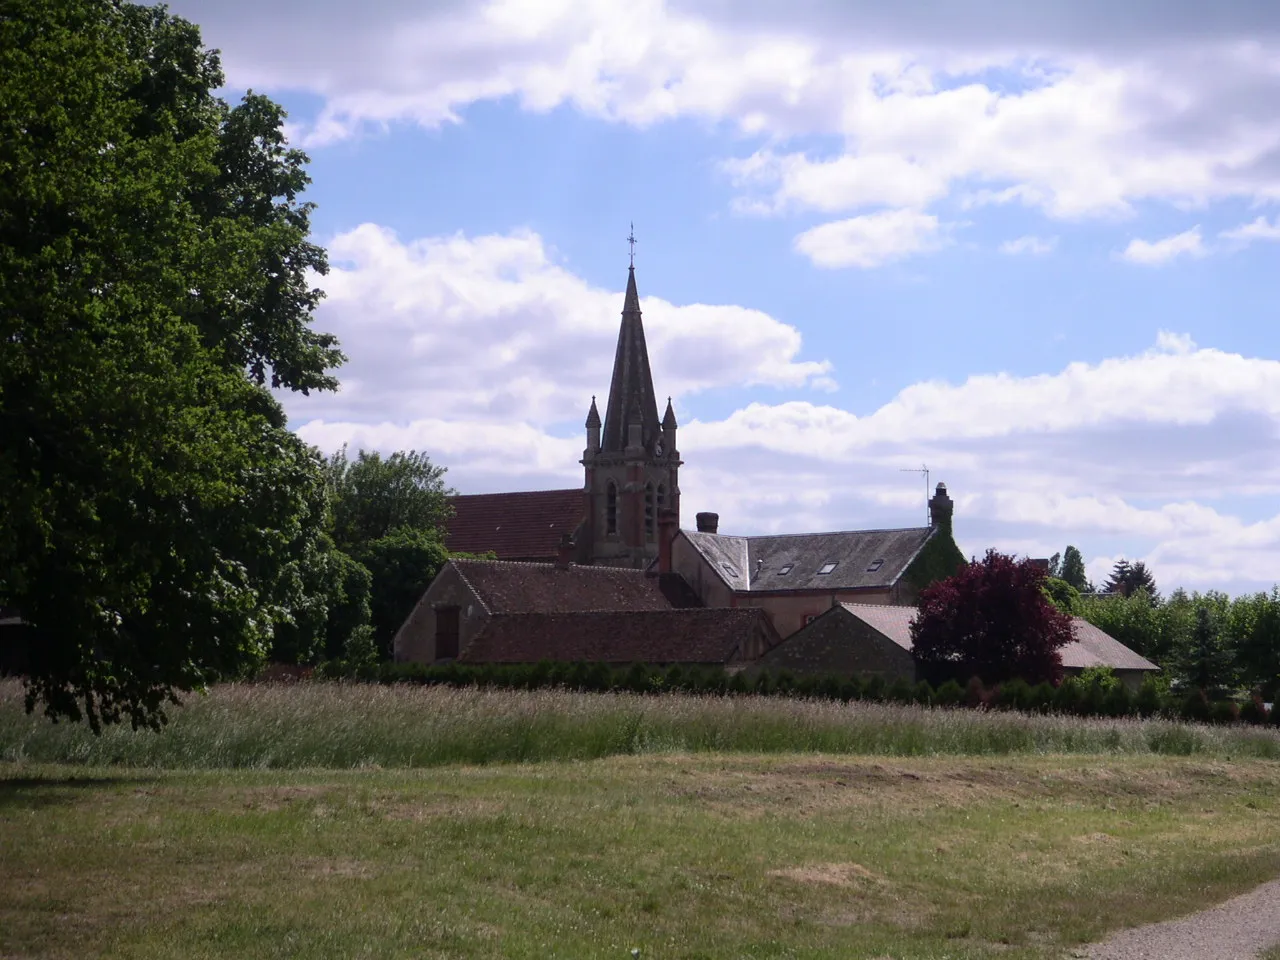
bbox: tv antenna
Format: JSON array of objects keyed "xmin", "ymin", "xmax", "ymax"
[{"xmin": 900, "ymin": 463, "xmax": 929, "ymax": 525}]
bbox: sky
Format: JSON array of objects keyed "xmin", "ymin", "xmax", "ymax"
[{"xmin": 170, "ymin": 0, "xmax": 1280, "ymax": 595}]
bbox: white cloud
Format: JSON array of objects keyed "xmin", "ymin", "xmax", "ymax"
[
  {"xmin": 1118, "ymin": 226, "xmax": 1207, "ymax": 264},
  {"xmin": 286, "ymin": 223, "xmax": 831, "ymax": 431},
  {"xmin": 793, "ymin": 209, "xmax": 947, "ymax": 268},
  {"xmin": 291, "ymin": 315, "xmax": 1280, "ymax": 592},
  {"xmin": 172, "ymin": 1, "xmax": 1280, "ymax": 222},
  {"xmin": 999, "ymin": 235, "xmax": 1058, "ymax": 255},
  {"xmin": 1221, "ymin": 215, "xmax": 1280, "ymax": 245}
]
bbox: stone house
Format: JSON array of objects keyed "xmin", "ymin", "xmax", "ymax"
[{"xmin": 758, "ymin": 602, "xmax": 1160, "ymax": 689}]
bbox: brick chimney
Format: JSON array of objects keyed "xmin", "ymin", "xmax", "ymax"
[
  {"xmin": 555, "ymin": 533, "xmax": 575, "ymax": 569},
  {"xmin": 928, "ymin": 483, "xmax": 954, "ymax": 531},
  {"xmin": 657, "ymin": 508, "xmax": 678, "ymax": 573},
  {"xmin": 695, "ymin": 512, "xmax": 719, "ymax": 534}
]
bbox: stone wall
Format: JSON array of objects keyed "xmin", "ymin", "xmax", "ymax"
[{"xmin": 392, "ymin": 563, "xmax": 489, "ymax": 663}]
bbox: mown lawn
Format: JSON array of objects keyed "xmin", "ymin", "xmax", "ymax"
[{"xmin": 3, "ymin": 753, "xmax": 1280, "ymax": 959}]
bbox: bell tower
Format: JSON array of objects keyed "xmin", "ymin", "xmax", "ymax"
[{"xmin": 580, "ymin": 255, "xmax": 681, "ymax": 568}]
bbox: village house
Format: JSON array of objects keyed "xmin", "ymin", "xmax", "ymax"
[
  {"xmin": 757, "ymin": 602, "xmax": 1159, "ymax": 690},
  {"xmin": 395, "ymin": 255, "xmax": 1150, "ymax": 678}
]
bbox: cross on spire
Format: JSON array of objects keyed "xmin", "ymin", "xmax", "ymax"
[{"xmin": 627, "ymin": 222, "xmax": 636, "ymax": 267}]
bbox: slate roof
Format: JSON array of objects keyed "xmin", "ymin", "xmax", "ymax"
[
  {"xmin": 835, "ymin": 603, "xmax": 1159, "ymax": 672},
  {"xmin": 445, "ymin": 490, "xmax": 584, "ymax": 560},
  {"xmin": 600, "ymin": 266, "xmax": 662, "ymax": 453},
  {"xmin": 681, "ymin": 527, "xmax": 936, "ymax": 592},
  {"xmin": 451, "ymin": 559, "xmax": 701, "ymax": 615},
  {"xmin": 458, "ymin": 608, "xmax": 773, "ymax": 664}
]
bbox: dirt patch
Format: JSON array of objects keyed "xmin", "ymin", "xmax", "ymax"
[{"xmin": 768, "ymin": 862, "xmax": 885, "ymax": 887}]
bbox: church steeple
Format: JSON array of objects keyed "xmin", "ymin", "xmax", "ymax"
[{"xmin": 600, "ymin": 266, "xmax": 661, "ymax": 453}]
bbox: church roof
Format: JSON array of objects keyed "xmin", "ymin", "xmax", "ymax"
[
  {"xmin": 831, "ymin": 603, "xmax": 1159, "ymax": 671},
  {"xmin": 445, "ymin": 490, "xmax": 584, "ymax": 560},
  {"xmin": 681, "ymin": 527, "xmax": 937, "ymax": 592},
  {"xmin": 458, "ymin": 607, "xmax": 773, "ymax": 665},
  {"xmin": 450, "ymin": 559, "xmax": 700, "ymax": 615},
  {"xmin": 600, "ymin": 266, "xmax": 661, "ymax": 452}
]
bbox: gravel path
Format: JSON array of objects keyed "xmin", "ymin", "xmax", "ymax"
[{"xmin": 1071, "ymin": 878, "xmax": 1280, "ymax": 960}]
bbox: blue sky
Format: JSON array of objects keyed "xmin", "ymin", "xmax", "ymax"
[{"xmin": 171, "ymin": 0, "xmax": 1280, "ymax": 594}]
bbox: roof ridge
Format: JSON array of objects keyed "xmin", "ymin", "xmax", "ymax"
[
  {"xmin": 451, "ymin": 488, "xmax": 581, "ymax": 500},
  {"xmin": 690, "ymin": 526, "xmax": 931, "ymax": 540},
  {"xmin": 449, "ymin": 559, "xmax": 491, "ymax": 616},
  {"xmin": 454, "ymin": 558, "xmax": 648, "ymax": 575}
]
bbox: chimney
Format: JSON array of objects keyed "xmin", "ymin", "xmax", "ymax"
[
  {"xmin": 555, "ymin": 533, "xmax": 574, "ymax": 569},
  {"xmin": 928, "ymin": 483, "xmax": 954, "ymax": 531},
  {"xmin": 695, "ymin": 511, "xmax": 719, "ymax": 534},
  {"xmin": 657, "ymin": 508, "xmax": 678, "ymax": 574}
]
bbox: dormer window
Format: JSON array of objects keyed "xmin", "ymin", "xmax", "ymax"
[
  {"xmin": 778, "ymin": 564, "xmax": 793, "ymax": 576},
  {"xmin": 817, "ymin": 562, "xmax": 838, "ymax": 575},
  {"xmin": 866, "ymin": 559, "xmax": 884, "ymax": 573}
]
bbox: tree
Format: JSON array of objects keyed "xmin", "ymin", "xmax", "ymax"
[
  {"xmin": 1043, "ymin": 577, "xmax": 1082, "ymax": 615},
  {"xmin": 1226, "ymin": 588, "xmax": 1280, "ymax": 699},
  {"xmin": 1104, "ymin": 559, "xmax": 1160, "ymax": 603},
  {"xmin": 324, "ymin": 448, "xmax": 454, "ymax": 552},
  {"xmin": 1059, "ymin": 546, "xmax": 1091, "ymax": 593},
  {"xmin": 0, "ymin": 0, "xmax": 341, "ymax": 728},
  {"xmin": 356, "ymin": 529, "xmax": 450, "ymax": 659},
  {"xmin": 1181, "ymin": 605, "xmax": 1235, "ymax": 697},
  {"xmin": 911, "ymin": 550, "xmax": 1075, "ymax": 686}
]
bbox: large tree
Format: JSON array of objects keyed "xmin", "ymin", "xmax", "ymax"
[
  {"xmin": 1059, "ymin": 546, "xmax": 1091, "ymax": 593},
  {"xmin": 911, "ymin": 550, "xmax": 1075, "ymax": 686},
  {"xmin": 324, "ymin": 448, "xmax": 453, "ymax": 552},
  {"xmin": 0, "ymin": 0, "xmax": 342, "ymax": 728}
]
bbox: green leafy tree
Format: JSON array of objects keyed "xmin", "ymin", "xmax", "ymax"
[
  {"xmin": 1043, "ymin": 577, "xmax": 1082, "ymax": 615},
  {"xmin": 270, "ymin": 536, "xmax": 372, "ymax": 665},
  {"xmin": 1180, "ymin": 606, "xmax": 1236, "ymax": 697},
  {"xmin": 0, "ymin": 0, "xmax": 341, "ymax": 728},
  {"xmin": 356, "ymin": 529, "xmax": 451, "ymax": 659},
  {"xmin": 325, "ymin": 448, "xmax": 454, "ymax": 552},
  {"xmin": 1059, "ymin": 546, "xmax": 1091, "ymax": 593},
  {"xmin": 1226, "ymin": 588, "xmax": 1280, "ymax": 699}
]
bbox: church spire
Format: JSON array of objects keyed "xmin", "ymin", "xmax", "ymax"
[{"xmin": 600, "ymin": 264, "xmax": 660, "ymax": 452}]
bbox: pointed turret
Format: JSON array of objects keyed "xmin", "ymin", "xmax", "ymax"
[
  {"xmin": 585, "ymin": 396, "xmax": 601, "ymax": 428},
  {"xmin": 584, "ymin": 395, "xmax": 601, "ymax": 456},
  {"xmin": 662, "ymin": 396, "xmax": 677, "ymax": 430},
  {"xmin": 600, "ymin": 266, "xmax": 661, "ymax": 453}
]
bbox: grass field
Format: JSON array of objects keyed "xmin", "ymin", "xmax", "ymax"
[{"xmin": 3, "ymin": 682, "xmax": 1280, "ymax": 959}]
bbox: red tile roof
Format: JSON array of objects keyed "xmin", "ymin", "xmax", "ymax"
[
  {"xmin": 452, "ymin": 559, "xmax": 699, "ymax": 615},
  {"xmin": 459, "ymin": 608, "xmax": 775, "ymax": 665},
  {"xmin": 445, "ymin": 489, "xmax": 584, "ymax": 560}
]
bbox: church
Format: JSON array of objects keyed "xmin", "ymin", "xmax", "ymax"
[{"xmin": 392, "ymin": 258, "xmax": 969, "ymax": 668}]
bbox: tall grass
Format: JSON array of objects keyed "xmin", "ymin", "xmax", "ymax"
[{"xmin": 2, "ymin": 679, "xmax": 1278, "ymax": 769}]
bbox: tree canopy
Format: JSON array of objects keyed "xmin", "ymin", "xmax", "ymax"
[
  {"xmin": 0, "ymin": 0, "xmax": 342, "ymax": 729},
  {"xmin": 324, "ymin": 448, "xmax": 453, "ymax": 552},
  {"xmin": 911, "ymin": 550, "xmax": 1075, "ymax": 686},
  {"xmin": 1103, "ymin": 559, "xmax": 1160, "ymax": 602}
]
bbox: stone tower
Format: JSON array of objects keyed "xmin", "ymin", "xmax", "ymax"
[{"xmin": 580, "ymin": 265, "xmax": 681, "ymax": 567}]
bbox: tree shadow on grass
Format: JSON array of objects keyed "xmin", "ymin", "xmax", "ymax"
[{"xmin": 0, "ymin": 776, "xmax": 158, "ymax": 811}]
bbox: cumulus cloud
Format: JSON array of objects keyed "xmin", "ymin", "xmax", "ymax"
[
  {"xmin": 171, "ymin": 0, "xmax": 1280, "ymax": 222},
  {"xmin": 793, "ymin": 210, "xmax": 947, "ymax": 268},
  {"xmin": 1000, "ymin": 235, "xmax": 1058, "ymax": 255},
  {"xmin": 285, "ymin": 223, "xmax": 831, "ymax": 431},
  {"xmin": 1118, "ymin": 226, "xmax": 1207, "ymax": 264}
]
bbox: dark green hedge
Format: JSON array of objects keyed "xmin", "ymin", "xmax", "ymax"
[{"xmin": 307, "ymin": 660, "xmax": 1273, "ymax": 727}]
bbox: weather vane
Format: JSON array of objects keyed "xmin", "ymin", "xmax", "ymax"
[{"xmin": 627, "ymin": 222, "xmax": 637, "ymax": 267}]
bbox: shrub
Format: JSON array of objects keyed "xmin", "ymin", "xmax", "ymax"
[
  {"xmin": 1134, "ymin": 679, "xmax": 1164, "ymax": 718},
  {"xmin": 913, "ymin": 680, "xmax": 935, "ymax": 706},
  {"xmin": 1026, "ymin": 682, "xmax": 1055, "ymax": 714},
  {"xmin": 964, "ymin": 676, "xmax": 988, "ymax": 709},
  {"xmin": 773, "ymin": 670, "xmax": 797, "ymax": 696},
  {"xmin": 1209, "ymin": 700, "xmax": 1240, "ymax": 725},
  {"xmin": 1101, "ymin": 683, "xmax": 1132, "ymax": 718},
  {"xmin": 933, "ymin": 679, "xmax": 965, "ymax": 707},
  {"xmin": 1239, "ymin": 696, "xmax": 1268, "ymax": 726},
  {"xmin": 727, "ymin": 670, "xmax": 749, "ymax": 695},
  {"xmin": 1077, "ymin": 678, "xmax": 1107, "ymax": 717},
  {"xmin": 862, "ymin": 674, "xmax": 886, "ymax": 702},
  {"xmin": 1051, "ymin": 678, "xmax": 1081, "ymax": 715},
  {"xmin": 1179, "ymin": 689, "xmax": 1212, "ymax": 724},
  {"xmin": 995, "ymin": 678, "xmax": 1030, "ymax": 712},
  {"xmin": 886, "ymin": 676, "xmax": 916, "ymax": 704}
]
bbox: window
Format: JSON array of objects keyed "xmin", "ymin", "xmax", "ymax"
[
  {"xmin": 606, "ymin": 481, "xmax": 617, "ymax": 535},
  {"xmin": 435, "ymin": 606, "xmax": 460, "ymax": 660},
  {"xmin": 657, "ymin": 483, "xmax": 666, "ymax": 510},
  {"xmin": 817, "ymin": 561, "xmax": 838, "ymax": 575},
  {"xmin": 645, "ymin": 482, "xmax": 655, "ymax": 538},
  {"xmin": 866, "ymin": 559, "xmax": 884, "ymax": 573},
  {"xmin": 778, "ymin": 564, "xmax": 793, "ymax": 576},
  {"xmin": 802, "ymin": 613, "xmax": 818, "ymax": 626}
]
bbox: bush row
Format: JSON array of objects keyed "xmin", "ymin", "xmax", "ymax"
[{"xmin": 312, "ymin": 660, "xmax": 1276, "ymax": 727}]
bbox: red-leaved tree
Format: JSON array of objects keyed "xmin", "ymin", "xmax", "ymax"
[{"xmin": 911, "ymin": 549, "xmax": 1074, "ymax": 686}]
